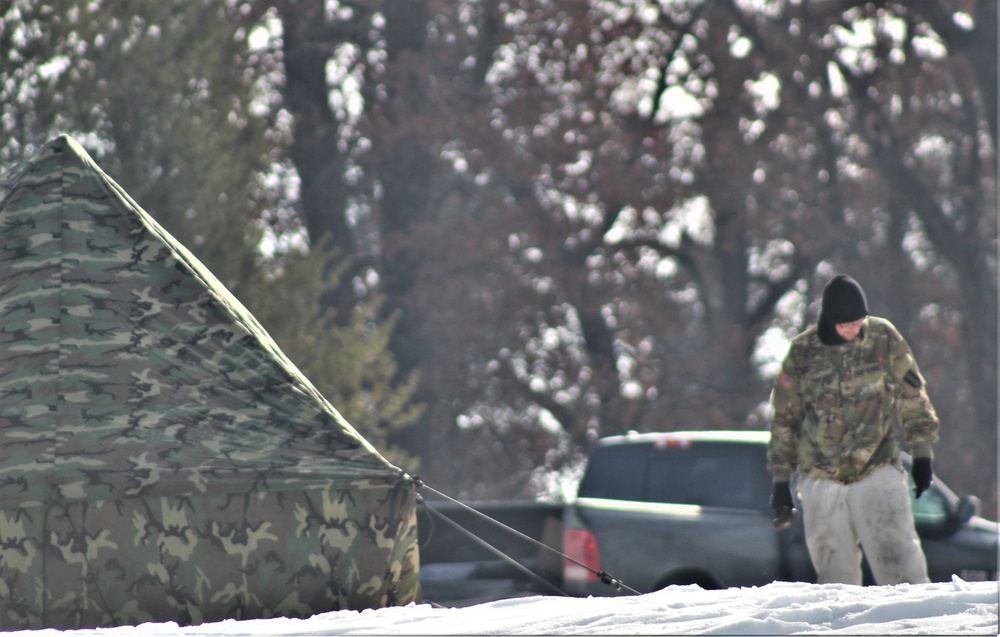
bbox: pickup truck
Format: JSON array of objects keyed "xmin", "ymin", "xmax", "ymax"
[{"xmin": 417, "ymin": 430, "xmax": 997, "ymax": 604}]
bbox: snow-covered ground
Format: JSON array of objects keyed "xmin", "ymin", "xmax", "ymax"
[{"xmin": 7, "ymin": 577, "xmax": 997, "ymax": 636}]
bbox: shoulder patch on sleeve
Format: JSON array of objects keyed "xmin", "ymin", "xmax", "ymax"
[
  {"xmin": 903, "ymin": 369, "xmax": 922, "ymax": 388},
  {"xmin": 777, "ymin": 372, "xmax": 793, "ymax": 389}
]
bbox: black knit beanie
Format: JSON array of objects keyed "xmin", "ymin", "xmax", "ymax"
[{"xmin": 818, "ymin": 274, "xmax": 868, "ymax": 345}]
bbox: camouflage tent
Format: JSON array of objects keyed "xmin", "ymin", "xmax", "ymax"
[{"xmin": 0, "ymin": 135, "xmax": 421, "ymax": 630}]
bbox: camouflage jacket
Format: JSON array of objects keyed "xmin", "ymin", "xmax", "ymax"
[{"xmin": 768, "ymin": 316, "xmax": 939, "ymax": 484}]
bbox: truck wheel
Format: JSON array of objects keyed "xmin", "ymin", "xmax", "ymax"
[{"xmin": 655, "ymin": 570, "xmax": 721, "ymax": 590}]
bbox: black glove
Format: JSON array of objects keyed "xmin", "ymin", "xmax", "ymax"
[
  {"xmin": 770, "ymin": 481, "xmax": 794, "ymax": 516},
  {"xmin": 912, "ymin": 457, "xmax": 933, "ymax": 498}
]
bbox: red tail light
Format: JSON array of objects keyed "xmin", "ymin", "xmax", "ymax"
[{"xmin": 563, "ymin": 529, "xmax": 601, "ymax": 583}]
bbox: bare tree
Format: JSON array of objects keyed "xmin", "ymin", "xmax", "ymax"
[{"xmin": 264, "ymin": 0, "xmax": 995, "ymax": 511}]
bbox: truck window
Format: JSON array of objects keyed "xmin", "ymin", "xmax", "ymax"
[
  {"xmin": 577, "ymin": 440, "xmax": 769, "ymax": 510},
  {"xmin": 577, "ymin": 444, "xmax": 649, "ymax": 501},
  {"xmin": 643, "ymin": 448, "xmax": 757, "ymax": 510}
]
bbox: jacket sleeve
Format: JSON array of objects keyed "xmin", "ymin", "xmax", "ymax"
[
  {"xmin": 768, "ymin": 352, "xmax": 804, "ymax": 482},
  {"xmin": 887, "ymin": 325, "xmax": 939, "ymax": 457}
]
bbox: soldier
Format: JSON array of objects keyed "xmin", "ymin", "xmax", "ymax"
[{"xmin": 767, "ymin": 274, "xmax": 939, "ymax": 585}]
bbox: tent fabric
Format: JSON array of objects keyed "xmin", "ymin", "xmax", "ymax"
[{"xmin": 0, "ymin": 135, "xmax": 421, "ymax": 629}]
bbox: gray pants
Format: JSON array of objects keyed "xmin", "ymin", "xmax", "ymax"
[{"xmin": 798, "ymin": 464, "xmax": 930, "ymax": 585}]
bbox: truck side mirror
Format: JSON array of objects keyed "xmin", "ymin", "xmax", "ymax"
[{"xmin": 956, "ymin": 496, "xmax": 981, "ymax": 524}]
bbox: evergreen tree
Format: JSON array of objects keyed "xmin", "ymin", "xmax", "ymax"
[
  {"xmin": 0, "ymin": 0, "xmax": 423, "ymax": 465},
  {"xmin": 251, "ymin": 247, "xmax": 422, "ymax": 470}
]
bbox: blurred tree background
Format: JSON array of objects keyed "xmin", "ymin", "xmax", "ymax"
[{"xmin": 2, "ymin": 0, "xmax": 995, "ymax": 517}]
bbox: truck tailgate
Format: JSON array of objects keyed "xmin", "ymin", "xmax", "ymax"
[{"xmin": 568, "ymin": 498, "xmax": 782, "ymax": 593}]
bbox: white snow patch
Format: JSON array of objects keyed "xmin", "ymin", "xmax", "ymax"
[{"xmin": 9, "ymin": 578, "xmax": 997, "ymax": 635}]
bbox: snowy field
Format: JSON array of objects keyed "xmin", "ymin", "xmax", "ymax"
[{"xmin": 6, "ymin": 577, "xmax": 997, "ymax": 636}]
